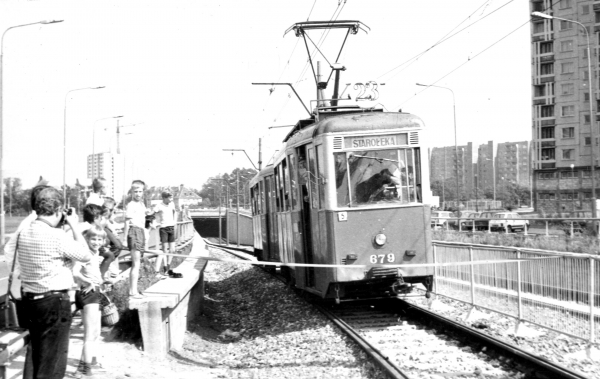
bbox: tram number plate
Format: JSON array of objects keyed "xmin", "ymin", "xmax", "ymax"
[{"xmin": 369, "ymin": 254, "xmax": 395, "ymax": 264}]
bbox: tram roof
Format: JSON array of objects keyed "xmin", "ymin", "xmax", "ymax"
[{"xmin": 284, "ymin": 111, "xmax": 424, "ymax": 144}]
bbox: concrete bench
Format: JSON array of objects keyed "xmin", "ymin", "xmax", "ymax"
[{"xmin": 128, "ymin": 232, "xmax": 208, "ymax": 357}]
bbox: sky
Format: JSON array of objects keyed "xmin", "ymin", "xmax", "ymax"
[{"xmin": 0, "ymin": 0, "xmax": 532, "ymax": 190}]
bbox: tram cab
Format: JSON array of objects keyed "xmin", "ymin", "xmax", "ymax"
[{"xmin": 250, "ymin": 107, "xmax": 433, "ymax": 301}]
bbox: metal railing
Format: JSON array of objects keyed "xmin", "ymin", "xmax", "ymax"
[
  {"xmin": 433, "ymin": 241, "xmax": 600, "ymax": 344},
  {"xmin": 431, "ymin": 216, "xmax": 600, "ymax": 237}
]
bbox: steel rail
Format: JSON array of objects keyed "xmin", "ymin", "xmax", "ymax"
[
  {"xmin": 399, "ymin": 299, "xmax": 588, "ymax": 379},
  {"xmin": 313, "ymin": 302, "xmax": 410, "ymax": 379}
]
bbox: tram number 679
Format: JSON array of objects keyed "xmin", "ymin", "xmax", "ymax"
[{"xmin": 369, "ymin": 254, "xmax": 395, "ymax": 264}]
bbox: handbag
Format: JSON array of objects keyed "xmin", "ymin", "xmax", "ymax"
[
  {"xmin": 3, "ymin": 235, "xmax": 23, "ymax": 329},
  {"xmin": 100, "ymin": 293, "xmax": 119, "ymax": 326}
]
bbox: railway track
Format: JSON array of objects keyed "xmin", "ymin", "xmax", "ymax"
[{"xmin": 207, "ymin": 241, "xmax": 588, "ymax": 379}]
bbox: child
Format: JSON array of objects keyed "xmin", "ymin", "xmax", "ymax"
[
  {"xmin": 154, "ymin": 191, "xmax": 177, "ymax": 275},
  {"xmin": 72, "ymin": 226, "xmax": 106, "ymax": 378},
  {"xmin": 144, "ymin": 214, "xmax": 159, "ymax": 252},
  {"xmin": 100, "ymin": 197, "xmax": 124, "ymax": 281},
  {"xmin": 82, "ymin": 203, "xmax": 104, "ymax": 235},
  {"xmin": 124, "ymin": 180, "xmax": 150, "ymax": 298}
]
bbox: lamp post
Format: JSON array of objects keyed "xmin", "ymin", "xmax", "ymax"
[
  {"xmin": 1, "ymin": 19, "xmax": 63, "ymax": 245},
  {"xmin": 416, "ymin": 83, "xmax": 460, "ymax": 208},
  {"xmin": 571, "ymin": 163, "xmax": 575, "ymax": 212},
  {"xmin": 63, "ymin": 86, "xmax": 105, "ymax": 203},
  {"xmin": 533, "ymin": 12, "xmax": 597, "ymax": 222},
  {"xmin": 92, "ymin": 115, "xmax": 123, "ymax": 179}
]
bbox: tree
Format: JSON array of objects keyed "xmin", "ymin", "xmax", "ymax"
[{"xmin": 200, "ymin": 167, "xmax": 257, "ymax": 208}]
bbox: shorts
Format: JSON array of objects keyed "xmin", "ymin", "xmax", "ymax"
[
  {"xmin": 127, "ymin": 226, "xmax": 146, "ymax": 252},
  {"xmin": 159, "ymin": 226, "xmax": 175, "ymax": 243},
  {"xmin": 75, "ymin": 289, "xmax": 102, "ymax": 310}
]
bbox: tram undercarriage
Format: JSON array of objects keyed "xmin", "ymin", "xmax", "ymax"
[{"xmin": 325, "ymin": 275, "xmax": 434, "ymax": 303}]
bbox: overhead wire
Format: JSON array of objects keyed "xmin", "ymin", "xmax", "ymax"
[
  {"xmin": 377, "ymin": 0, "xmax": 516, "ymax": 82},
  {"xmin": 395, "ymin": 0, "xmax": 561, "ymax": 109}
]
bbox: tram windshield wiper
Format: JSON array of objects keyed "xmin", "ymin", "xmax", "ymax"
[{"xmin": 352, "ymin": 154, "xmax": 399, "ymax": 163}]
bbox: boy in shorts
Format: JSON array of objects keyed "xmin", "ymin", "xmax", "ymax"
[
  {"xmin": 154, "ymin": 191, "xmax": 177, "ymax": 275},
  {"xmin": 124, "ymin": 180, "xmax": 150, "ymax": 298},
  {"xmin": 72, "ymin": 226, "xmax": 106, "ymax": 378},
  {"xmin": 100, "ymin": 197, "xmax": 123, "ymax": 281}
]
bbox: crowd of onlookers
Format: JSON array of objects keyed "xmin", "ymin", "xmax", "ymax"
[{"xmin": 3, "ymin": 177, "xmax": 183, "ymax": 379}]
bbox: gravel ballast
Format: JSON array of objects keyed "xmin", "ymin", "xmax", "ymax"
[{"xmin": 178, "ymin": 246, "xmax": 387, "ymax": 379}]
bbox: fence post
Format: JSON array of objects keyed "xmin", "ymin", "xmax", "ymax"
[
  {"xmin": 516, "ymin": 250, "xmax": 523, "ymax": 321},
  {"xmin": 570, "ymin": 221, "xmax": 574, "ymax": 238},
  {"xmin": 590, "ymin": 257, "xmax": 596, "ymax": 345},
  {"xmin": 545, "ymin": 221, "xmax": 549, "ymax": 236},
  {"xmin": 433, "ymin": 244, "xmax": 438, "ymax": 294},
  {"xmin": 469, "ymin": 245, "xmax": 475, "ymax": 307}
]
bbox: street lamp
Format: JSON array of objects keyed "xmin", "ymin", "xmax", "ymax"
[
  {"xmin": 63, "ymin": 86, "xmax": 105, "ymax": 203},
  {"xmin": 1, "ymin": 19, "xmax": 63, "ymax": 245},
  {"xmin": 92, "ymin": 115, "xmax": 123, "ymax": 179},
  {"xmin": 416, "ymin": 83, "xmax": 460, "ymax": 208},
  {"xmin": 532, "ymin": 11, "xmax": 597, "ymax": 221}
]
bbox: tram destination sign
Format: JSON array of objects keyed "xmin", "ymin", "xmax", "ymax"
[{"xmin": 345, "ymin": 133, "xmax": 408, "ymax": 149}]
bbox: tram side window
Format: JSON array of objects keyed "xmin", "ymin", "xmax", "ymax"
[
  {"xmin": 316, "ymin": 145, "xmax": 325, "ymax": 209},
  {"xmin": 307, "ymin": 148, "xmax": 319, "ymax": 209},
  {"xmin": 338, "ymin": 148, "xmax": 422, "ymax": 207},
  {"xmin": 274, "ymin": 167, "xmax": 281, "ymax": 212},
  {"xmin": 288, "ymin": 154, "xmax": 298, "ymax": 210},
  {"xmin": 335, "ymin": 152, "xmax": 350, "ymax": 207},
  {"xmin": 282, "ymin": 159, "xmax": 290, "ymax": 211},
  {"xmin": 259, "ymin": 180, "xmax": 265, "ymax": 214},
  {"xmin": 277, "ymin": 164, "xmax": 287, "ymax": 212}
]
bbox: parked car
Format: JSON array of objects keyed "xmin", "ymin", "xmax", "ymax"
[
  {"xmin": 448, "ymin": 211, "xmax": 480, "ymax": 230},
  {"xmin": 489, "ymin": 212, "xmax": 529, "ymax": 232},
  {"xmin": 431, "ymin": 211, "xmax": 453, "ymax": 229},
  {"xmin": 473, "ymin": 211, "xmax": 499, "ymax": 231}
]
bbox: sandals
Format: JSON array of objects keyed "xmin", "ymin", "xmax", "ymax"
[{"xmin": 167, "ymin": 270, "xmax": 183, "ymax": 279}]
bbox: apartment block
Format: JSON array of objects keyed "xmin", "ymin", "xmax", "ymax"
[
  {"xmin": 87, "ymin": 152, "xmax": 124, "ymax": 199},
  {"xmin": 531, "ymin": 0, "xmax": 600, "ymax": 214},
  {"xmin": 429, "ymin": 143, "xmax": 474, "ymax": 200}
]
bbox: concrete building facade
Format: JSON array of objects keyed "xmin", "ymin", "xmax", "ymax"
[
  {"xmin": 531, "ymin": 0, "xmax": 600, "ymax": 214},
  {"xmin": 429, "ymin": 143, "xmax": 474, "ymax": 200},
  {"xmin": 86, "ymin": 152, "xmax": 124, "ymax": 199}
]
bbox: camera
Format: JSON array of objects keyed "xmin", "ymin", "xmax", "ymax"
[{"xmin": 59, "ymin": 208, "xmax": 73, "ymax": 226}]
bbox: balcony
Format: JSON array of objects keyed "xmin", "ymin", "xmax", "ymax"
[
  {"xmin": 540, "ymin": 55, "xmax": 554, "ymax": 63},
  {"xmin": 540, "ymin": 76, "xmax": 555, "ymax": 83}
]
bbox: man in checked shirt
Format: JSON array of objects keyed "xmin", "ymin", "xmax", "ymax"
[{"xmin": 17, "ymin": 186, "xmax": 92, "ymax": 379}]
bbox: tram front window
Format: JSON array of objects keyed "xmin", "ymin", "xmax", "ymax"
[{"xmin": 335, "ymin": 149, "xmax": 421, "ymax": 207}]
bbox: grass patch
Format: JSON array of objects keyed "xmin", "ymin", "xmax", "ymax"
[{"xmin": 433, "ymin": 230, "xmax": 600, "ymax": 255}]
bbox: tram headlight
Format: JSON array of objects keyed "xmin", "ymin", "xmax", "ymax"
[{"xmin": 374, "ymin": 233, "xmax": 387, "ymax": 246}]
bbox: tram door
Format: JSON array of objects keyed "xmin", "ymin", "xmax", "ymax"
[
  {"xmin": 297, "ymin": 146, "xmax": 316, "ymax": 288},
  {"xmin": 263, "ymin": 176, "xmax": 276, "ymax": 260}
]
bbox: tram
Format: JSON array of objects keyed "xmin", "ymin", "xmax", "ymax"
[{"xmin": 248, "ymin": 21, "xmax": 434, "ymax": 302}]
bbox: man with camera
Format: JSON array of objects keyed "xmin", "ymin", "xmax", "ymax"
[{"xmin": 17, "ymin": 186, "xmax": 92, "ymax": 379}]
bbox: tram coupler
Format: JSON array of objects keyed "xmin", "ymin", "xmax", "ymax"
[
  {"xmin": 391, "ymin": 277, "xmax": 412, "ymax": 295},
  {"xmin": 424, "ymin": 276, "xmax": 433, "ymax": 299},
  {"xmin": 334, "ymin": 284, "xmax": 341, "ymax": 304}
]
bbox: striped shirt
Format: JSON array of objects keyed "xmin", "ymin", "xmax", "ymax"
[{"xmin": 17, "ymin": 220, "xmax": 90, "ymax": 293}]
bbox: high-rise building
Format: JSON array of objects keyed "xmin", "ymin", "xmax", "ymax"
[
  {"xmin": 476, "ymin": 141, "xmax": 495, "ymax": 198},
  {"xmin": 87, "ymin": 152, "xmax": 124, "ymax": 199},
  {"xmin": 531, "ymin": 0, "xmax": 597, "ymax": 214},
  {"xmin": 429, "ymin": 143, "xmax": 473, "ymax": 202},
  {"xmin": 496, "ymin": 141, "xmax": 530, "ymax": 187}
]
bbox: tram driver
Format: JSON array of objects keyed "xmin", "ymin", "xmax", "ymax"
[{"xmin": 355, "ymin": 168, "xmax": 401, "ymax": 203}]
